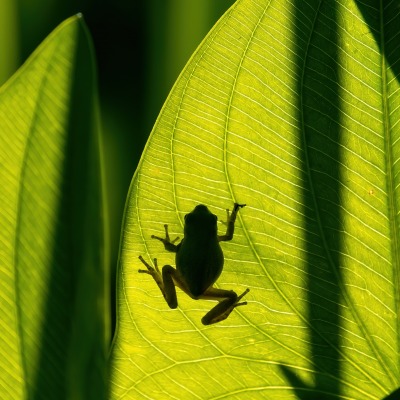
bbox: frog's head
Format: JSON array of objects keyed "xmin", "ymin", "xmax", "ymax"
[{"xmin": 184, "ymin": 204, "xmax": 218, "ymax": 237}]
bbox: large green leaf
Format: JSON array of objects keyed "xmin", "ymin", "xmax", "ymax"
[
  {"xmin": 110, "ymin": 0, "xmax": 400, "ymax": 398},
  {"xmin": 0, "ymin": 15, "xmax": 109, "ymax": 400}
]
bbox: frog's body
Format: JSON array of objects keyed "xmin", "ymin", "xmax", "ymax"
[
  {"xmin": 139, "ymin": 203, "xmax": 249, "ymax": 325},
  {"xmin": 176, "ymin": 205, "xmax": 223, "ymax": 297}
]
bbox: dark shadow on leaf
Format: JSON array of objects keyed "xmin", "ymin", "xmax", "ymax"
[
  {"xmin": 354, "ymin": 1, "xmax": 400, "ymax": 85},
  {"xmin": 382, "ymin": 387, "xmax": 400, "ymax": 400},
  {"xmin": 282, "ymin": 0, "xmax": 343, "ymax": 397},
  {"xmin": 280, "ymin": 365, "xmax": 340, "ymax": 400},
  {"xmin": 281, "ymin": 1, "xmax": 400, "ymax": 398}
]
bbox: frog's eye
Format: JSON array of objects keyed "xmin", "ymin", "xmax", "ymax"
[
  {"xmin": 214, "ymin": 215, "xmax": 218, "ymax": 221},
  {"xmin": 184, "ymin": 214, "xmax": 188, "ymax": 220}
]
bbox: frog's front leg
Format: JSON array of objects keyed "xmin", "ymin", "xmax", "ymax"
[
  {"xmin": 218, "ymin": 203, "xmax": 246, "ymax": 242},
  {"xmin": 200, "ymin": 287, "xmax": 250, "ymax": 325},
  {"xmin": 151, "ymin": 224, "xmax": 181, "ymax": 252},
  {"xmin": 138, "ymin": 256, "xmax": 179, "ymax": 308}
]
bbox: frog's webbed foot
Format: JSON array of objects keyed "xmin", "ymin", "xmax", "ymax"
[
  {"xmin": 151, "ymin": 224, "xmax": 180, "ymax": 252},
  {"xmin": 138, "ymin": 256, "xmax": 164, "ymax": 289},
  {"xmin": 201, "ymin": 287, "xmax": 250, "ymax": 325}
]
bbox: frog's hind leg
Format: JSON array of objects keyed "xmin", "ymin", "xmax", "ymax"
[
  {"xmin": 199, "ymin": 287, "xmax": 250, "ymax": 325},
  {"xmin": 138, "ymin": 256, "xmax": 179, "ymax": 309}
]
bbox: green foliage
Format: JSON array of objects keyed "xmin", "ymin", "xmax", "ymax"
[
  {"xmin": 1, "ymin": 0, "xmax": 400, "ymax": 399},
  {"xmin": 0, "ymin": 15, "xmax": 108, "ymax": 400},
  {"xmin": 110, "ymin": 0, "xmax": 400, "ymax": 399}
]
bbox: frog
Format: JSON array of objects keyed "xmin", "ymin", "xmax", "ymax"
[{"xmin": 138, "ymin": 203, "xmax": 249, "ymax": 325}]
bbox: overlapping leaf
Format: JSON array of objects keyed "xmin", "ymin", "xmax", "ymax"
[{"xmin": 0, "ymin": 16, "xmax": 108, "ymax": 400}]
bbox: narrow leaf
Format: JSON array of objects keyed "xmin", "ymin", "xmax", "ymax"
[{"xmin": 0, "ymin": 15, "xmax": 108, "ymax": 400}]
